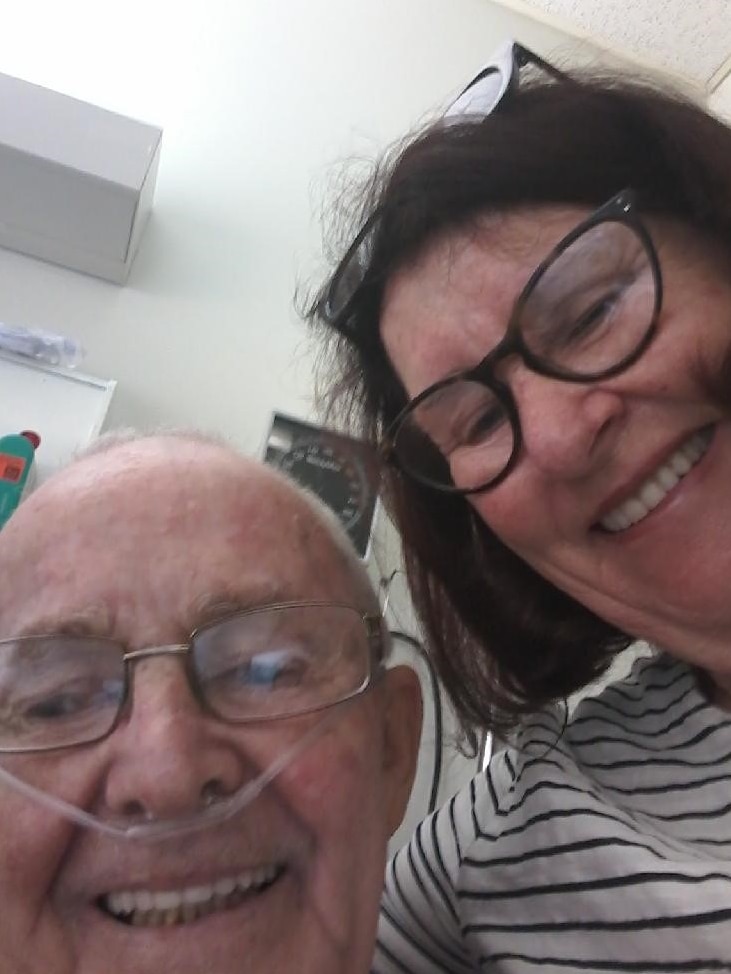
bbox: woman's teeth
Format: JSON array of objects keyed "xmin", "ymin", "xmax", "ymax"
[
  {"xmin": 599, "ymin": 428, "xmax": 713, "ymax": 533},
  {"xmin": 101, "ymin": 864, "xmax": 282, "ymax": 928}
]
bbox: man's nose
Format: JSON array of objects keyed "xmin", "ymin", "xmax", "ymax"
[
  {"xmin": 510, "ymin": 366, "xmax": 625, "ymax": 479},
  {"xmin": 101, "ymin": 655, "xmax": 251, "ymax": 822}
]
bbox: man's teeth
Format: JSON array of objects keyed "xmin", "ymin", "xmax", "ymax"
[
  {"xmin": 600, "ymin": 429, "xmax": 712, "ymax": 533},
  {"xmin": 102, "ymin": 865, "xmax": 282, "ymax": 928}
]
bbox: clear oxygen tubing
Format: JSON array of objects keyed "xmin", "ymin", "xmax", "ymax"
[{"xmin": 0, "ymin": 711, "xmax": 333, "ymax": 843}]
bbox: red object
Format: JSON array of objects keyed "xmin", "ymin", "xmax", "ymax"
[{"xmin": 20, "ymin": 431, "xmax": 40, "ymax": 449}]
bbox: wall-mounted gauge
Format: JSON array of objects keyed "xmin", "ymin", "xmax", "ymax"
[{"xmin": 263, "ymin": 413, "xmax": 380, "ymax": 559}]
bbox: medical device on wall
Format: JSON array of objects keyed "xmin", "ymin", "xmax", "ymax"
[{"xmin": 263, "ymin": 413, "xmax": 380, "ymax": 559}]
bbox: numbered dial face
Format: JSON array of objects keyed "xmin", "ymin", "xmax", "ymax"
[{"xmin": 279, "ymin": 441, "xmax": 368, "ymax": 531}]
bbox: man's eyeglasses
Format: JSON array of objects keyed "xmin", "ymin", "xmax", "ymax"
[
  {"xmin": 0, "ymin": 602, "xmax": 385, "ymax": 754},
  {"xmin": 321, "ymin": 41, "xmax": 568, "ymax": 329},
  {"xmin": 381, "ymin": 190, "xmax": 663, "ymax": 495}
]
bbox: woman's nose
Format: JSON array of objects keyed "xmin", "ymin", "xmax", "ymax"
[
  {"xmin": 101, "ymin": 655, "xmax": 251, "ymax": 823},
  {"xmin": 511, "ymin": 366, "xmax": 625, "ymax": 479}
]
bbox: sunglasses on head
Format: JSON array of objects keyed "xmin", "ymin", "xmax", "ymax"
[
  {"xmin": 444, "ymin": 39, "xmax": 567, "ymax": 121},
  {"xmin": 321, "ymin": 40, "xmax": 569, "ymax": 330}
]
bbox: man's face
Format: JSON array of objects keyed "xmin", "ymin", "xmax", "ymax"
[{"xmin": 0, "ymin": 439, "xmax": 419, "ymax": 974}]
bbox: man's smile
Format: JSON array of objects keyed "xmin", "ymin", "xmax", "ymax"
[{"xmin": 99, "ymin": 862, "xmax": 286, "ymax": 927}]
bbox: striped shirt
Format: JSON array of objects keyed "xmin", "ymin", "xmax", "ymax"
[{"xmin": 374, "ymin": 652, "xmax": 731, "ymax": 973}]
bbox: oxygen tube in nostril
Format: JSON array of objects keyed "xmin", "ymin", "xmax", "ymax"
[{"xmin": 0, "ymin": 714, "xmax": 333, "ymax": 842}]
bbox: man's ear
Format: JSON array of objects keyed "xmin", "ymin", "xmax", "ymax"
[{"xmin": 380, "ymin": 664, "xmax": 423, "ymax": 836}]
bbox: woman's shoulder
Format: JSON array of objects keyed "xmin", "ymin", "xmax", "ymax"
[
  {"xmin": 395, "ymin": 649, "xmax": 731, "ymax": 874},
  {"xmin": 563, "ymin": 647, "xmax": 730, "ymax": 759},
  {"xmin": 377, "ymin": 652, "xmax": 731, "ymax": 972},
  {"xmin": 439, "ymin": 651, "xmax": 727, "ymax": 850},
  {"xmin": 569, "ymin": 648, "xmax": 694, "ymax": 729}
]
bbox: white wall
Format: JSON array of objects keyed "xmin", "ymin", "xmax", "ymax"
[
  {"xmin": 0, "ymin": 0, "xmax": 639, "ymax": 847},
  {"xmin": 0, "ymin": 0, "xmax": 611, "ymax": 451}
]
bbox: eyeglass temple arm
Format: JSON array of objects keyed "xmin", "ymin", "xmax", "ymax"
[{"xmin": 513, "ymin": 42, "xmax": 575, "ymax": 85}]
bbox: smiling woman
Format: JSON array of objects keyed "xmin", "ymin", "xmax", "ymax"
[{"xmin": 309, "ymin": 43, "xmax": 731, "ymax": 974}]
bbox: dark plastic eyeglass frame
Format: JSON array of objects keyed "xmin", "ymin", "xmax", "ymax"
[
  {"xmin": 321, "ymin": 42, "xmax": 571, "ymax": 329},
  {"xmin": 0, "ymin": 601, "xmax": 386, "ymax": 755},
  {"xmin": 381, "ymin": 190, "xmax": 663, "ymax": 495}
]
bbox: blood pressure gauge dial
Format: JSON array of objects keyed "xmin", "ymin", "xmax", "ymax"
[
  {"xmin": 278, "ymin": 440, "xmax": 368, "ymax": 532},
  {"xmin": 264, "ymin": 414, "xmax": 379, "ymax": 558}
]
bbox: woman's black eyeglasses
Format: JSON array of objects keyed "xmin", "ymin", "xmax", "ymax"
[{"xmin": 381, "ymin": 190, "xmax": 663, "ymax": 495}]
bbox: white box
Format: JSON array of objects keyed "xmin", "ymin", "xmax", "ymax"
[{"xmin": 0, "ymin": 73, "xmax": 162, "ymax": 284}]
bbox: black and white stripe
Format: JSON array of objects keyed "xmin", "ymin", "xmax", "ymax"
[{"xmin": 373, "ymin": 653, "xmax": 731, "ymax": 973}]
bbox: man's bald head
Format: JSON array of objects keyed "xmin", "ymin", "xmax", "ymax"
[
  {"xmin": 0, "ymin": 431, "xmax": 378, "ymax": 627},
  {"xmin": 0, "ymin": 431, "xmax": 421, "ymax": 974}
]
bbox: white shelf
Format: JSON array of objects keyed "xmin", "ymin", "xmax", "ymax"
[{"xmin": 0, "ymin": 350, "xmax": 116, "ymax": 484}]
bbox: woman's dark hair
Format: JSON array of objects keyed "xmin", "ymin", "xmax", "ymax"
[{"xmin": 308, "ymin": 70, "xmax": 731, "ymax": 736}]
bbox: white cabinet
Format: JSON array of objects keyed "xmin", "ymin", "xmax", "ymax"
[{"xmin": 0, "ymin": 351, "xmax": 116, "ymax": 484}]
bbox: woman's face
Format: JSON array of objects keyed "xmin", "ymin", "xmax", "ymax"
[{"xmin": 380, "ymin": 206, "xmax": 731, "ymax": 671}]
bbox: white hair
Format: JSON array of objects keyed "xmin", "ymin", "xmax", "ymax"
[{"xmin": 75, "ymin": 426, "xmax": 228, "ymax": 458}]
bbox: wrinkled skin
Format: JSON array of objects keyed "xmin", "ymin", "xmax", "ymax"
[
  {"xmin": 0, "ymin": 438, "xmax": 421, "ymax": 974},
  {"xmin": 381, "ymin": 207, "xmax": 731, "ymax": 698}
]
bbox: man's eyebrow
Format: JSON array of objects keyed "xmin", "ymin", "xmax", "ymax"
[
  {"xmin": 189, "ymin": 586, "xmax": 292, "ymax": 630},
  {"xmin": 6, "ymin": 588, "xmax": 299, "ymax": 642},
  {"xmin": 10, "ymin": 607, "xmax": 114, "ymax": 640}
]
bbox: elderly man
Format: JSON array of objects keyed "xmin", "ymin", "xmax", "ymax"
[{"xmin": 0, "ymin": 433, "xmax": 421, "ymax": 974}]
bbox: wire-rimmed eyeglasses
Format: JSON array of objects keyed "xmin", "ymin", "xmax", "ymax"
[
  {"xmin": 0, "ymin": 601, "xmax": 385, "ymax": 754},
  {"xmin": 321, "ymin": 40, "xmax": 569, "ymax": 329},
  {"xmin": 381, "ymin": 190, "xmax": 663, "ymax": 495}
]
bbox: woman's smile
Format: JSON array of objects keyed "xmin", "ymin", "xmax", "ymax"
[{"xmin": 594, "ymin": 425, "xmax": 714, "ymax": 533}]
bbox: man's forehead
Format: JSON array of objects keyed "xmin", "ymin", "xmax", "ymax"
[
  {"xmin": 6, "ymin": 439, "xmax": 320, "ymax": 541},
  {"xmin": 0, "ymin": 440, "xmax": 352, "ymax": 636},
  {"xmin": 48, "ymin": 438, "xmax": 281, "ymax": 508}
]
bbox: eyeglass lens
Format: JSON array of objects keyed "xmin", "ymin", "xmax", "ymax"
[
  {"xmin": 0, "ymin": 605, "xmax": 373, "ymax": 752},
  {"xmin": 0, "ymin": 635, "xmax": 125, "ymax": 751},
  {"xmin": 445, "ymin": 65, "xmax": 508, "ymax": 119},
  {"xmin": 326, "ymin": 49, "xmax": 519, "ymax": 326},
  {"xmin": 325, "ymin": 226, "xmax": 374, "ymax": 323},
  {"xmin": 391, "ymin": 219, "xmax": 656, "ymax": 492},
  {"xmin": 519, "ymin": 220, "xmax": 655, "ymax": 373},
  {"xmin": 192, "ymin": 604, "xmax": 371, "ymax": 721}
]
